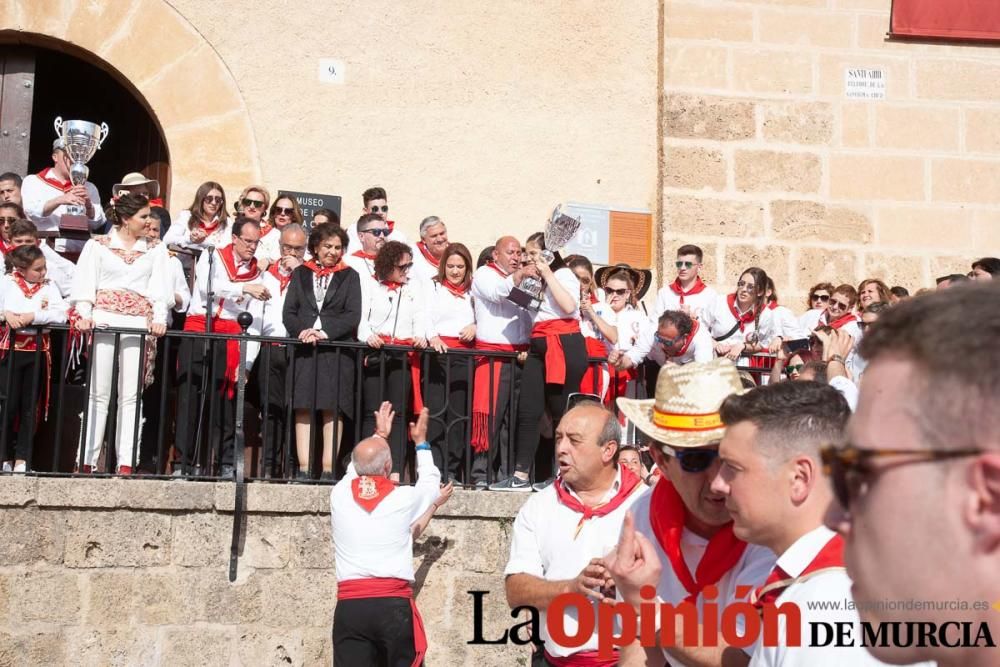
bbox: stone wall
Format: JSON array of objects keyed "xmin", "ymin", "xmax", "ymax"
[
  {"xmin": 0, "ymin": 477, "xmax": 532, "ymax": 666},
  {"xmin": 662, "ymin": 0, "xmax": 1000, "ymax": 306}
]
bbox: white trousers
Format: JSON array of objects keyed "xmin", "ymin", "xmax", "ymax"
[{"xmin": 80, "ymin": 311, "xmax": 148, "ymax": 469}]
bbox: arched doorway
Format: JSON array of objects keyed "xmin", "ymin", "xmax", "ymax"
[{"xmin": 0, "ymin": 41, "xmax": 170, "ymax": 205}]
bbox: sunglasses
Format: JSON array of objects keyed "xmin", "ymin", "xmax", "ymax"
[
  {"xmin": 811, "ymin": 294, "xmax": 830, "ymax": 302},
  {"xmin": 242, "ymin": 198, "xmax": 265, "ymax": 208},
  {"xmin": 273, "ymin": 206, "xmax": 295, "ymax": 216},
  {"xmin": 0, "ymin": 216, "xmax": 17, "ymax": 224},
  {"xmin": 606, "ymin": 288, "xmax": 630, "ymax": 297},
  {"xmin": 203, "ymin": 195, "xmax": 223, "ymax": 204},
  {"xmin": 675, "ymin": 261, "xmax": 696, "ymax": 270},
  {"xmin": 369, "ymin": 205, "xmax": 389, "ymax": 213},
  {"xmin": 828, "ymin": 299, "xmax": 850, "ymax": 310},
  {"xmin": 736, "ymin": 280, "xmax": 755, "ymax": 290},
  {"xmin": 655, "ymin": 333, "xmax": 685, "ymax": 348},
  {"xmin": 785, "ymin": 364, "xmax": 804, "ymax": 375},
  {"xmin": 674, "ymin": 448, "xmax": 719, "ymax": 473},
  {"xmin": 396, "ymin": 262, "xmax": 414, "ymax": 271},
  {"xmin": 361, "ymin": 228, "xmax": 390, "ymax": 237},
  {"xmin": 820, "ymin": 444, "xmax": 982, "ymax": 509}
]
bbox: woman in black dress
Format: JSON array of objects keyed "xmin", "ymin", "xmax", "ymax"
[{"xmin": 283, "ymin": 223, "xmax": 361, "ymax": 480}]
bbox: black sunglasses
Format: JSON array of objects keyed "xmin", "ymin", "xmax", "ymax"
[
  {"xmin": 369, "ymin": 205, "xmax": 389, "ymax": 213},
  {"xmin": 674, "ymin": 448, "xmax": 719, "ymax": 473},
  {"xmin": 273, "ymin": 206, "xmax": 295, "ymax": 216},
  {"xmin": 361, "ymin": 228, "xmax": 390, "ymax": 237},
  {"xmin": 820, "ymin": 444, "xmax": 982, "ymax": 509},
  {"xmin": 242, "ymin": 198, "xmax": 265, "ymax": 208},
  {"xmin": 396, "ymin": 262, "xmax": 414, "ymax": 271},
  {"xmin": 655, "ymin": 333, "xmax": 684, "ymax": 348},
  {"xmin": 606, "ymin": 287, "xmax": 630, "ymax": 297},
  {"xmin": 811, "ymin": 294, "xmax": 830, "ymax": 302},
  {"xmin": 675, "ymin": 260, "xmax": 696, "ymax": 270},
  {"xmin": 203, "ymin": 195, "xmax": 223, "ymax": 204}
]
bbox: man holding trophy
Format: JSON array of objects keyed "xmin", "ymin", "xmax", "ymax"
[
  {"xmin": 22, "ymin": 118, "xmax": 108, "ymax": 255},
  {"xmin": 490, "ymin": 207, "xmax": 587, "ymax": 492}
]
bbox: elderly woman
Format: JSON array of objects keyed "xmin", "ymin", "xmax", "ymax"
[
  {"xmin": 359, "ymin": 240, "xmax": 426, "ymax": 481},
  {"xmin": 702, "ymin": 266, "xmax": 776, "ymax": 360},
  {"xmin": 425, "ymin": 242, "xmax": 476, "ymax": 481},
  {"xmin": 72, "ymin": 193, "xmax": 173, "ymax": 474},
  {"xmin": 283, "ymin": 223, "xmax": 361, "ymax": 480},
  {"xmin": 162, "ymin": 181, "xmax": 230, "ymax": 250},
  {"xmin": 799, "ymin": 281, "xmax": 834, "ymax": 332}
]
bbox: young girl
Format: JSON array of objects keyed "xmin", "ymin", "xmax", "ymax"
[{"xmin": 0, "ymin": 245, "xmax": 68, "ymax": 472}]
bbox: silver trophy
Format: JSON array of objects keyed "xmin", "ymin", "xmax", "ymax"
[
  {"xmin": 508, "ymin": 204, "xmax": 582, "ymax": 310},
  {"xmin": 54, "ymin": 117, "xmax": 109, "ymax": 216}
]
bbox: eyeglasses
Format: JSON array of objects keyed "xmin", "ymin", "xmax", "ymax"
[
  {"xmin": 828, "ymin": 299, "xmax": 850, "ymax": 311},
  {"xmin": 674, "ymin": 448, "xmax": 719, "ymax": 473},
  {"xmin": 655, "ymin": 333, "xmax": 685, "ymax": 348},
  {"xmin": 396, "ymin": 262, "xmax": 414, "ymax": 272},
  {"xmin": 675, "ymin": 261, "xmax": 696, "ymax": 270},
  {"xmin": 811, "ymin": 294, "xmax": 830, "ymax": 303},
  {"xmin": 369, "ymin": 205, "xmax": 389, "ymax": 213},
  {"xmin": 736, "ymin": 280, "xmax": 755, "ymax": 290},
  {"xmin": 785, "ymin": 364, "xmax": 804, "ymax": 375},
  {"xmin": 820, "ymin": 444, "xmax": 983, "ymax": 509},
  {"xmin": 360, "ymin": 228, "xmax": 390, "ymax": 237},
  {"xmin": 273, "ymin": 206, "xmax": 295, "ymax": 216},
  {"xmin": 237, "ymin": 237, "xmax": 260, "ymax": 247},
  {"xmin": 606, "ymin": 288, "xmax": 630, "ymax": 297},
  {"xmin": 0, "ymin": 216, "xmax": 17, "ymax": 224},
  {"xmin": 280, "ymin": 243, "xmax": 307, "ymax": 255},
  {"xmin": 203, "ymin": 195, "xmax": 223, "ymax": 204},
  {"xmin": 242, "ymin": 198, "xmax": 265, "ymax": 209}
]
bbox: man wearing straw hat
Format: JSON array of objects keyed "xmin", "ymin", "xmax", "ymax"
[{"xmin": 610, "ymin": 359, "xmax": 776, "ymax": 665}]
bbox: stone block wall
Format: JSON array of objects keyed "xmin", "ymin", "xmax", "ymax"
[
  {"xmin": 663, "ymin": 0, "xmax": 1000, "ymax": 307},
  {"xmin": 0, "ymin": 478, "xmax": 531, "ymax": 666}
]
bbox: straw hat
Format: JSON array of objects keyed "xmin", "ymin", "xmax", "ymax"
[
  {"xmin": 112, "ymin": 172, "xmax": 160, "ymax": 198},
  {"xmin": 594, "ymin": 263, "xmax": 653, "ymax": 301},
  {"xmin": 616, "ymin": 359, "xmax": 747, "ymax": 451}
]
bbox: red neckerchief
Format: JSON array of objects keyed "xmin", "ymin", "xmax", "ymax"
[
  {"xmin": 485, "ymin": 261, "xmax": 508, "ymax": 277},
  {"xmin": 588, "ymin": 292, "xmax": 599, "ymax": 305},
  {"xmin": 351, "ymin": 475, "xmax": 398, "ymax": 512},
  {"xmin": 0, "ymin": 237, "xmax": 12, "ymax": 254},
  {"xmin": 767, "ymin": 300, "xmax": 778, "ymax": 310},
  {"xmin": 351, "ymin": 249, "xmax": 377, "ymax": 261},
  {"xmin": 670, "ymin": 277, "xmax": 707, "ymax": 305},
  {"xmin": 266, "ymin": 263, "xmax": 293, "ymax": 294},
  {"xmin": 259, "ymin": 223, "xmax": 274, "ymax": 238},
  {"xmin": 753, "ymin": 534, "xmax": 844, "ymax": 608},
  {"xmin": 416, "ymin": 241, "xmax": 440, "ymax": 267},
  {"xmin": 649, "ymin": 480, "xmax": 749, "ymax": 603},
  {"xmin": 12, "ymin": 271, "xmax": 46, "ymax": 298},
  {"xmin": 218, "ymin": 245, "xmax": 260, "ymax": 282},
  {"xmin": 553, "ymin": 466, "xmax": 642, "ymax": 538},
  {"xmin": 36, "ymin": 167, "xmax": 72, "ymax": 192},
  {"xmin": 726, "ymin": 293, "xmax": 760, "ymax": 332},
  {"xmin": 440, "ymin": 279, "xmax": 468, "ymax": 298},
  {"xmin": 386, "ymin": 219, "xmax": 396, "ymax": 234},
  {"xmin": 672, "ymin": 319, "xmax": 700, "ymax": 358},
  {"xmin": 828, "ymin": 313, "xmax": 857, "ymax": 330},
  {"xmin": 381, "ymin": 280, "xmax": 403, "ymax": 292},
  {"xmin": 304, "ymin": 259, "xmax": 348, "ymax": 277}
]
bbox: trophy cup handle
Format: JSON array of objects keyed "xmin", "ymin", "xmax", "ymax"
[
  {"xmin": 53, "ymin": 116, "xmax": 64, "ymax": 137},
  {"xmin": 97, "ymin": 123, "xmax": 110, "ymax": 149}
]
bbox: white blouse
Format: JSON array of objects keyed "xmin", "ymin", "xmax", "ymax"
[
  {"xmin": 701, "ymin": 295, "xmax": 776, "ymax": 346},
  {"xmin": 70, "ymin": 229, "xmax": 174, "ymax": 324},
  {"xmin": 358, "ymin": 279, "xmax": 426, "ymax": 342},
  {"xmin": 162, "ymin": 210, "xmax": 233, "ymax": 251},
  {"xmin": 0, "ymin": 275, "xmax": 68, "ymax": 334},
  {"xmin": 424, "ymin": 280, "xmax": 475, "ymax": 339},
  {"xmin": 535, "ymin": 267, "xmax": 580, "ymax": 324}
]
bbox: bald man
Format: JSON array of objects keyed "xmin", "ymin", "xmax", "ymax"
[{"xmin": 330, "ymin": 404, "xmax": 440, "ymax": 666}]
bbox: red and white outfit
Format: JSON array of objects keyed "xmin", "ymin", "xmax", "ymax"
[
  {"xmin": 71, "ymin": 230, "xmax": 173, "ymax": 470},
  {"xmin": 748, "ymin": 526, "xmax": 908, "ymax": 667},
  {"xmin": 468, "ymin": 262, "xmax": 530, "ymax": 453},
  {"xmin": 579, "ymin": 290, "xmax": 613, "ymax": 399},
  {"xmin": 630, "ymin": 480, "xmax": 776, "ymax": 663},
  {"xmin": 653, "ymin": 277, "xmax": 719, "ymax": 321},
  {"xmin": 345, "ymin": 219, "xmax": 409, "ymax": 257},
  {"xmin": 253, "ymin": 222, "xmax": 282, "ymax": 266},
  {"xmin": 260, "ymin": 262, "xmax": 294, "ymax": 338},
  {"xmin": 625, "ymin": 315, "xmax": 715, "ymax": 368},
  {"xmin": 21, "ymin": 168, "xmax": 107, "ymax": 253},
  {"xmin": 330, "ymin": 445, "xmax": 439, "ymax": 666},
  {"xmin": 161, "ymin": 210, "xmax": 233, "ymax": 252},
  {"xmin": 410, "ymin": 240, "xmax": 442, "ymax": 288},
  {"xmin": 702, "ymin": 294, "xmax": 777, "ymax": 347},
  {"xmin": 505, "ymin": 466, "xmax": 645, "ymax": 664},
  {"xmin": 424, "ymin": 279, "xmax": 475, "ymax": 349},
  {"xmin": 344, "ymin": 249, "xmax": 378, "ymax": 292}
]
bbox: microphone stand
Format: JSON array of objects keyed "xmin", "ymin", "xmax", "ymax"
[{"xmin": 192, "ymin": 245, "xmax": 217, "ymax": 475}]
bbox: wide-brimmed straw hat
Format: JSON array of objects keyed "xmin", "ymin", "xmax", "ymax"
[
  {"xmin": 112, "ymin": 172, "xmax": 160, "ymax": 198},
  {"xmin": 616, "ymin": 359, "xmax": 747, "ymax": 452},
  {"xmin": 594, "ymin": 263, "xmax": 653, "ymax": 301}
]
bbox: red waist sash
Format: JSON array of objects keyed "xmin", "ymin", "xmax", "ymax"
[
  {"xmin": 185, "ymin": 315, "xmax": 243, "ymax": 398},
  {"xmin": 438, "ymin": 335, "xmax": 475, "ymax": 350},
  {"xmin": 531, "ymin": 318, "xmax": 581, "ymax": 384},
  {"xmin": 378, "ymin": 334, "xmax": 424, "ymax": 413},
  {"xmin": 580, "ymin": 336, "xmax": 609, "ymax": 398},
  {"xmin": 337, "ymin": 577, "xmax": 426, "ymax": 667},
  {"xmin": 471, "ymin": 340, "xmax": 528, "ymax": 453}
]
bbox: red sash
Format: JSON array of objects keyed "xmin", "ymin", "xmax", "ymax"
[
  {"xmin": 416, "ymin": 241, "xmax": 439, "ymax": 268},
  {"xmin": 378, "ymin": 334, "xmax": 424, "ymax": 413},
  {"xmin": 350, "ymin": 475, "xmax": 397, "ymax": 512},
  {"xmin": 670, "ymin": 277, "xmax": 706, "ymax": 305},
  {"xmin": 304, "ymin": 259, "xmax": 348, "ymax": 277},
  {"xmin": 828, "ymin": 313, "xmax": 857, "ymax": 330},
  {"xmin": 266, "ymin": 263, "xmax": 292, "ymax": 294},
  {"xmin": 471, "ymin": 340, "xmax": 528, "ymax": 453},
  {"xmin": 36, "ymin": 167, "xmax": 72, "ymax": 192},
  {"xmin": 580, "ymin": 336, "xmax": 609, "ymax": 398},
  {"xmin": 554, "ymin": 466, "xmax": 642, "ymax": 538},
  {"xmin": 218, "ymin": 245, "xmax": 260, "ymax": 282},
  {"xmin": 649, "ymin": 480, "xmax": 749, "ymax": 603},
  {"xmin": 544, "ymin": 649, "xmax": 618, "ymax": 666},
  {"xmin": 726, "ymin": 294, "xmax": 759, "ymax": 333},
  {"xmin": 531, "ymin": 318, "xmax": 581, "ymax": 385},
  {"xmin": 337, "ymin": 577, "xmax": 426, "ymax": 667},
  {"xmin": 184, "ymin": 315, "xmax": 243, "ymax": 397},
  {"xmin": 752, "ymin": 534, "xmax": 844, "ymax": 608},
  {"xmin": 438, "ymin": 335, "xmax": 475, "ymax": 350}
]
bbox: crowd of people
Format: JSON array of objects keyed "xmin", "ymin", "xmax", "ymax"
[{"xmin": 0, "ymin": 139, "xmax": 998, "ymax": 488}]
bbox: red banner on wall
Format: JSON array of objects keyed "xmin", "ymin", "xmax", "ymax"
[{"xmin": 891, "ymin": 0, "xmax": 1000, "ymax": 41}]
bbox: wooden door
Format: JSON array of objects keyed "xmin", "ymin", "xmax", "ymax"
[{"xmin": 0, "ymin": 48, "xmax": 35, "ymax": 175}]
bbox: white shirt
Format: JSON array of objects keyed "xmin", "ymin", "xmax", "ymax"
[
  {"xmin": 654, "ymin": 281, "xmax": 719, "ymax": 321},
  {"xmin": 749, "ymin": 527, "xmax": 914, "ymax": 667},
  {"xmin": 254, "ymin": 225, "xmax": 281, "ymax": 265},
  {"xmin": 70, "ymin": 229, "xmax": 173, "ymax": 324},
  {"xmin": 504, "ymin": 467, "xmax": 644, "ymax": 658},
  {"xmin": 829, "ymin": 375, "xmax": 859, "ymax": 412},
  {"xmin": 344, "ymin": 250, "xmax": 378, "ymax": 293},
  {"xmin": 470, "ymin": 264, "xmax": 530, "ymax": 345},
  {"xmin": 345, "ymin": 220, "xmax": 409, "ymax": 256},
  {"xmin": 39, "ymin": 243, "xmax": 76, "ymax": 298},
  {"xmin": 535, "ymin": 267, "xmax": 580, "ymax": 324},
  {"xmin": 798, "ymin": 308, "xmax": 823, "ymax": 333},
  {"xmin": 410, "ymin": 242, "xmax": 440, "ymax": 288},
  {"xmin": 702, "ymin": 296, "xmax": 777, "ymax": 346},
  {"xmin": 612, "ymin": 305, "xmax": 646, "ymax": 352},
  {"xmin": 425, "ymin": 280, "xmax": 474, "ymax": 339},
  {"xmin": 167, "ymin": 255, "xmax": 191, "ymax": 326},
  {"xmin": 627, "ymin": 317, "xmax": 715, "ymax": 367},
  {"xmin": 162, "ymin": 210, "xmax": 233, "ymax": 251},
  {"xmin": 21, "ymin": 169, "xmax": 107, "ymax": 253},
  {"xmin": 260, "ymin": 267, "xmax": 293, "ymax": 338},
  {"xmin": 330, "ymin": 449, "xmax": 440, "ymax": 582},
  {"xmin": 0, "ymin": 274, "xmax": 68, "ymax": 334},
  {"xmin": 630, "ymin": 490, "xmax": 777, "ymax": 662},
  {"xmin": 769, "ymin": 304, "xmax": 808, "ymax": 340},
  {"xmin": 358, "ymin": 279, "xmax": 425, "ymax": 342},
  {"xmin": 186, "ymin": 248, "xmax": 266, "ymax": 334}
]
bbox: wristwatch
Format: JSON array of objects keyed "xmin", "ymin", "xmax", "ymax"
[{"xmin": 829, "ymin": 354, "xmax": 846, "ymax": 365}]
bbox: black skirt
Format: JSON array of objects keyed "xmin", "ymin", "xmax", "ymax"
[{"xmin": 290, "ymin": 345, "xmax": 356, "ymax": 418}]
